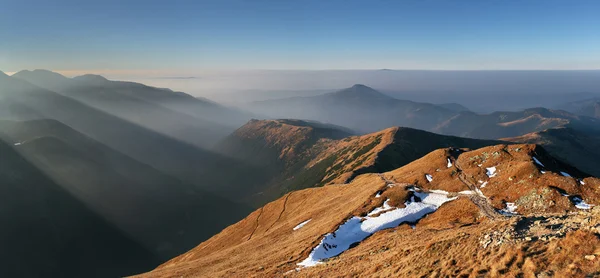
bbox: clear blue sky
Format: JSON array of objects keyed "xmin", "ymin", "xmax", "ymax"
[{"xmin": 1, "ymin": 0, "xmax": 599, "ymax": 72}]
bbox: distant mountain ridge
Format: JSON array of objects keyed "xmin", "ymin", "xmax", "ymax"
[
  {"xmin": 247, "ymin": 84, "xmax": 600, "ymax": 140},
  {"xmin": 215, "ymin": 119, "xmax": 500, "ymax": 206},
  {"xmin": 13, "ymin": 69, "xmax": 252, "ymax": 147}
]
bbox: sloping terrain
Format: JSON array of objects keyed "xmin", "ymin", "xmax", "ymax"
[
  {"xmin": 504, "ymin": 127, "xmax": 600, "ymax": 177},
  {"xmin": 0, "ymin": 72, "xmax": 260, "ymax": 197},
  {"xmin": 0, "ymin": 119, "xmax": 251, "ymax": 261},
  {"xmin": 13, "ymin": 69, "xmax": 251, "ymax": 147},
  {"xmin": 215, "ymin": 119, "xmax": 499, "ymax": 206},
  {"xmin": 137, "ymin": 144, "xmax": 600, "ymax": 277},
  {"xmin": 0, "ymin": 138, "xmax": 159, "ymax": 278}
]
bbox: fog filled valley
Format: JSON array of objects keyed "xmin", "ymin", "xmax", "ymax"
[{"xmin": 1, "ymin": 68, "xmax": 600, "ymax": 277}]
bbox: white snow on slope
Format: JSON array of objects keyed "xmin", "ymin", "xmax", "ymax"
[
  {"xmin": 14, "ymin": 142, "xmax": 22, "ymax": 146},
  {"xmin": 425, "ymin": 174, "xmax": 433, "ymax": 182},
  {"xmin": 367, "ymin": 199, "xmax": 393, "ymax": 216},
  {"xmin": 486, "ymin": 167, "xmax": 497, "ymax": 178},
  {"xmin": 293, "ymin": 219, "xmax": 312, "ymax": 231},
  {"xmin": 297, "ymin": 190, "xmax": 456, "ymax": 267},
  {"xmin": 571, "ymin": 196, "xmax": 592, "ymax": 210},
  {"xmin": 561, "ymin": 171, "xmax": 572, "ymax": 177},
  {"xmin": 541, "ymin": 170, "xmax": 547, "ymax": 174},
  {"xmin": 375, "ymin": 192, "xmax": 381, "ymax": 198},
  {"xmin": 447, "ymin": 158, "xmax": 453, "ymax": 168},
  {"xmin": 580, "ymin": 180, "xmax": 586, "ymax": 185},
  {"xmin": 500, "ymin": 202, "xmax": 518, "ymax": 215},
  {"xmin": 532, "ymin": 157, "xmax": 545, "ymax": 167},
  {"xmin": 480, "ymin": 181, "xmax": 488, "ymax": 188}
]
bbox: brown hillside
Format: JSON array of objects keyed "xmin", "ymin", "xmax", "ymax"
[
  {"xmin": 136, "ymin": 144, "xmax": 600, "ymax": 278},
  {"xmin": 215, "ymin": 120, "xmax": 499, "ymax": 206}
]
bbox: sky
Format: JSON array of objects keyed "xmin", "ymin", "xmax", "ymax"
[{"xmin": 1, "ymin": 0, "xmax": 600, "ymax": 73}]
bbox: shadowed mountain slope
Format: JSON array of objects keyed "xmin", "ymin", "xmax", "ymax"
[
  {"xmin": 13, "ymin": 69, "xmax": 251, "ymax": 147},
  {"xmin": 504, "ymin": 127, "xmax": 600, "ymax": 177},
  {"xmin": 0, "ymin": 73, "xmax": 262, "ymax": 197},
  {"xmin": 0, "ymin": 119, "xmax": 252, "ymax": 261},
  {"xmin": 0, "ymin": 138, "xmax": 159, "ymax": 278},
  {"xmin": 138, "ymin": 144, "xmax": 600, "ymax": 277}
]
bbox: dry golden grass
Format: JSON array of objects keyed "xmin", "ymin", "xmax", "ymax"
[{"xmin": 135, "ymin": 144, "xmax": 600, "ymax": 278}]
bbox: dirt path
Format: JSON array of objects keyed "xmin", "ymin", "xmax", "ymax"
[{"xmin": 453, "ymin": 156, "xmax": 505, "ymax": 220}]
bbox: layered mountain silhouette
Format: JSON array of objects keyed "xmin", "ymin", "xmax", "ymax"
[
  {"xmin": 13, "ymin": 69, "xmax": 251, "ymax": 147},
  {"xmin": 0, "ymin": 71, "xmax": 260, "ymax": 195},
  {"xmin": 214, "ymin": 119, "xmax": 500, "ymax": 206},
  {"xmin": 247, "ymin": 84, "xmax": 457, "ymax": 133},
  {"xmin": 434, "ymin": 107, "xmax": 600, "ymax": 139},
  {"xmin": 247, "ymin": 85, "xmax": 600, "ymax": 140},
  {"xmin": 0, "ymin": 119, "xmax": 251, "ymax": 259},
  {"xmin": 138, "ymin": 144, "xmax": 600, "ymax": 277}
]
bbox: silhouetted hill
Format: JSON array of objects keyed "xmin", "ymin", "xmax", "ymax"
[
  {"xmin": 247, "ymin": 84, "xmax": 457, "ymax": 133},
  {"xmin": 0, "ymin": 73, "xmax": 259, "ymax": 196},
  {"xmin": 0, "ymin": 119, "xmax": 252, "ymax": 261},
  {"xmin": 0, "ymin": 138, "xmax": 159, "ymax": 277},
  {"xmin": 13, "ymin": 69, "xmax": 251, "ymax": 147}
]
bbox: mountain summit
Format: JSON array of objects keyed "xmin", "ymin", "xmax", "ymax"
[{"xmin": 327, "ymin": 84, "xmax": 393, "ymax": 100}]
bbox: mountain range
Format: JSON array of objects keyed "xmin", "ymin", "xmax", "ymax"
[
  {"xmin": 2, "ymin": 69, "xmax": 600, "ymax": 277},
  {"xmin": 246, "ymin": 84, "xmax": 600, "ymax": 140}
]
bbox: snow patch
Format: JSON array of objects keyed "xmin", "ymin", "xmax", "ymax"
[
  {"xmin": 297, "ymin": 190, "xmax": 456, "ymax": 267},
  {"xmin": 375, "ymin": 191, "xmax": 382, "ymax": 198},
  {"xmin": 447, "ymin": 158, "xmax": 453, "ymax": 168},
  {"xmin": 293, "ymin": 219, "xmax": 312, "ymax": 231},
  {"xmin": 541, "ymin": 170, "xmax": 547, "ymax": 174},
  {"xmin": 480, "ymin": 181, "xmax": 488, "ymax": 188},
  {"xmin": 532, "ymin": 157, "xmax": 545, "ymax": 167},
  {"xmin": 500, "ymin": 202, "xmax": 518, "ymax": 215},
  {"xmin": 367, "ymin": 199, "xmax": 393, "ymax": 216},
  {"xmin": 14, "ymin": 142, "xmax": 22, "ymax": 146},
  {"xmin": 580, "ymin": 180, "xmax": 586, "ymax": 185},
  {"xmin": 425, "ymin": 174, "xmax": 433, "ymax": 182},
  {"xmin": 560, "ymin": 171, "xmax": 572, "ymax": 177},
  {"xmin": 486, "ymin": 167, "xmax": 497, "ymax": 178},
  {"xmin": 570, "ymin": 196, "xmax": 592, "ymax": 210}
]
